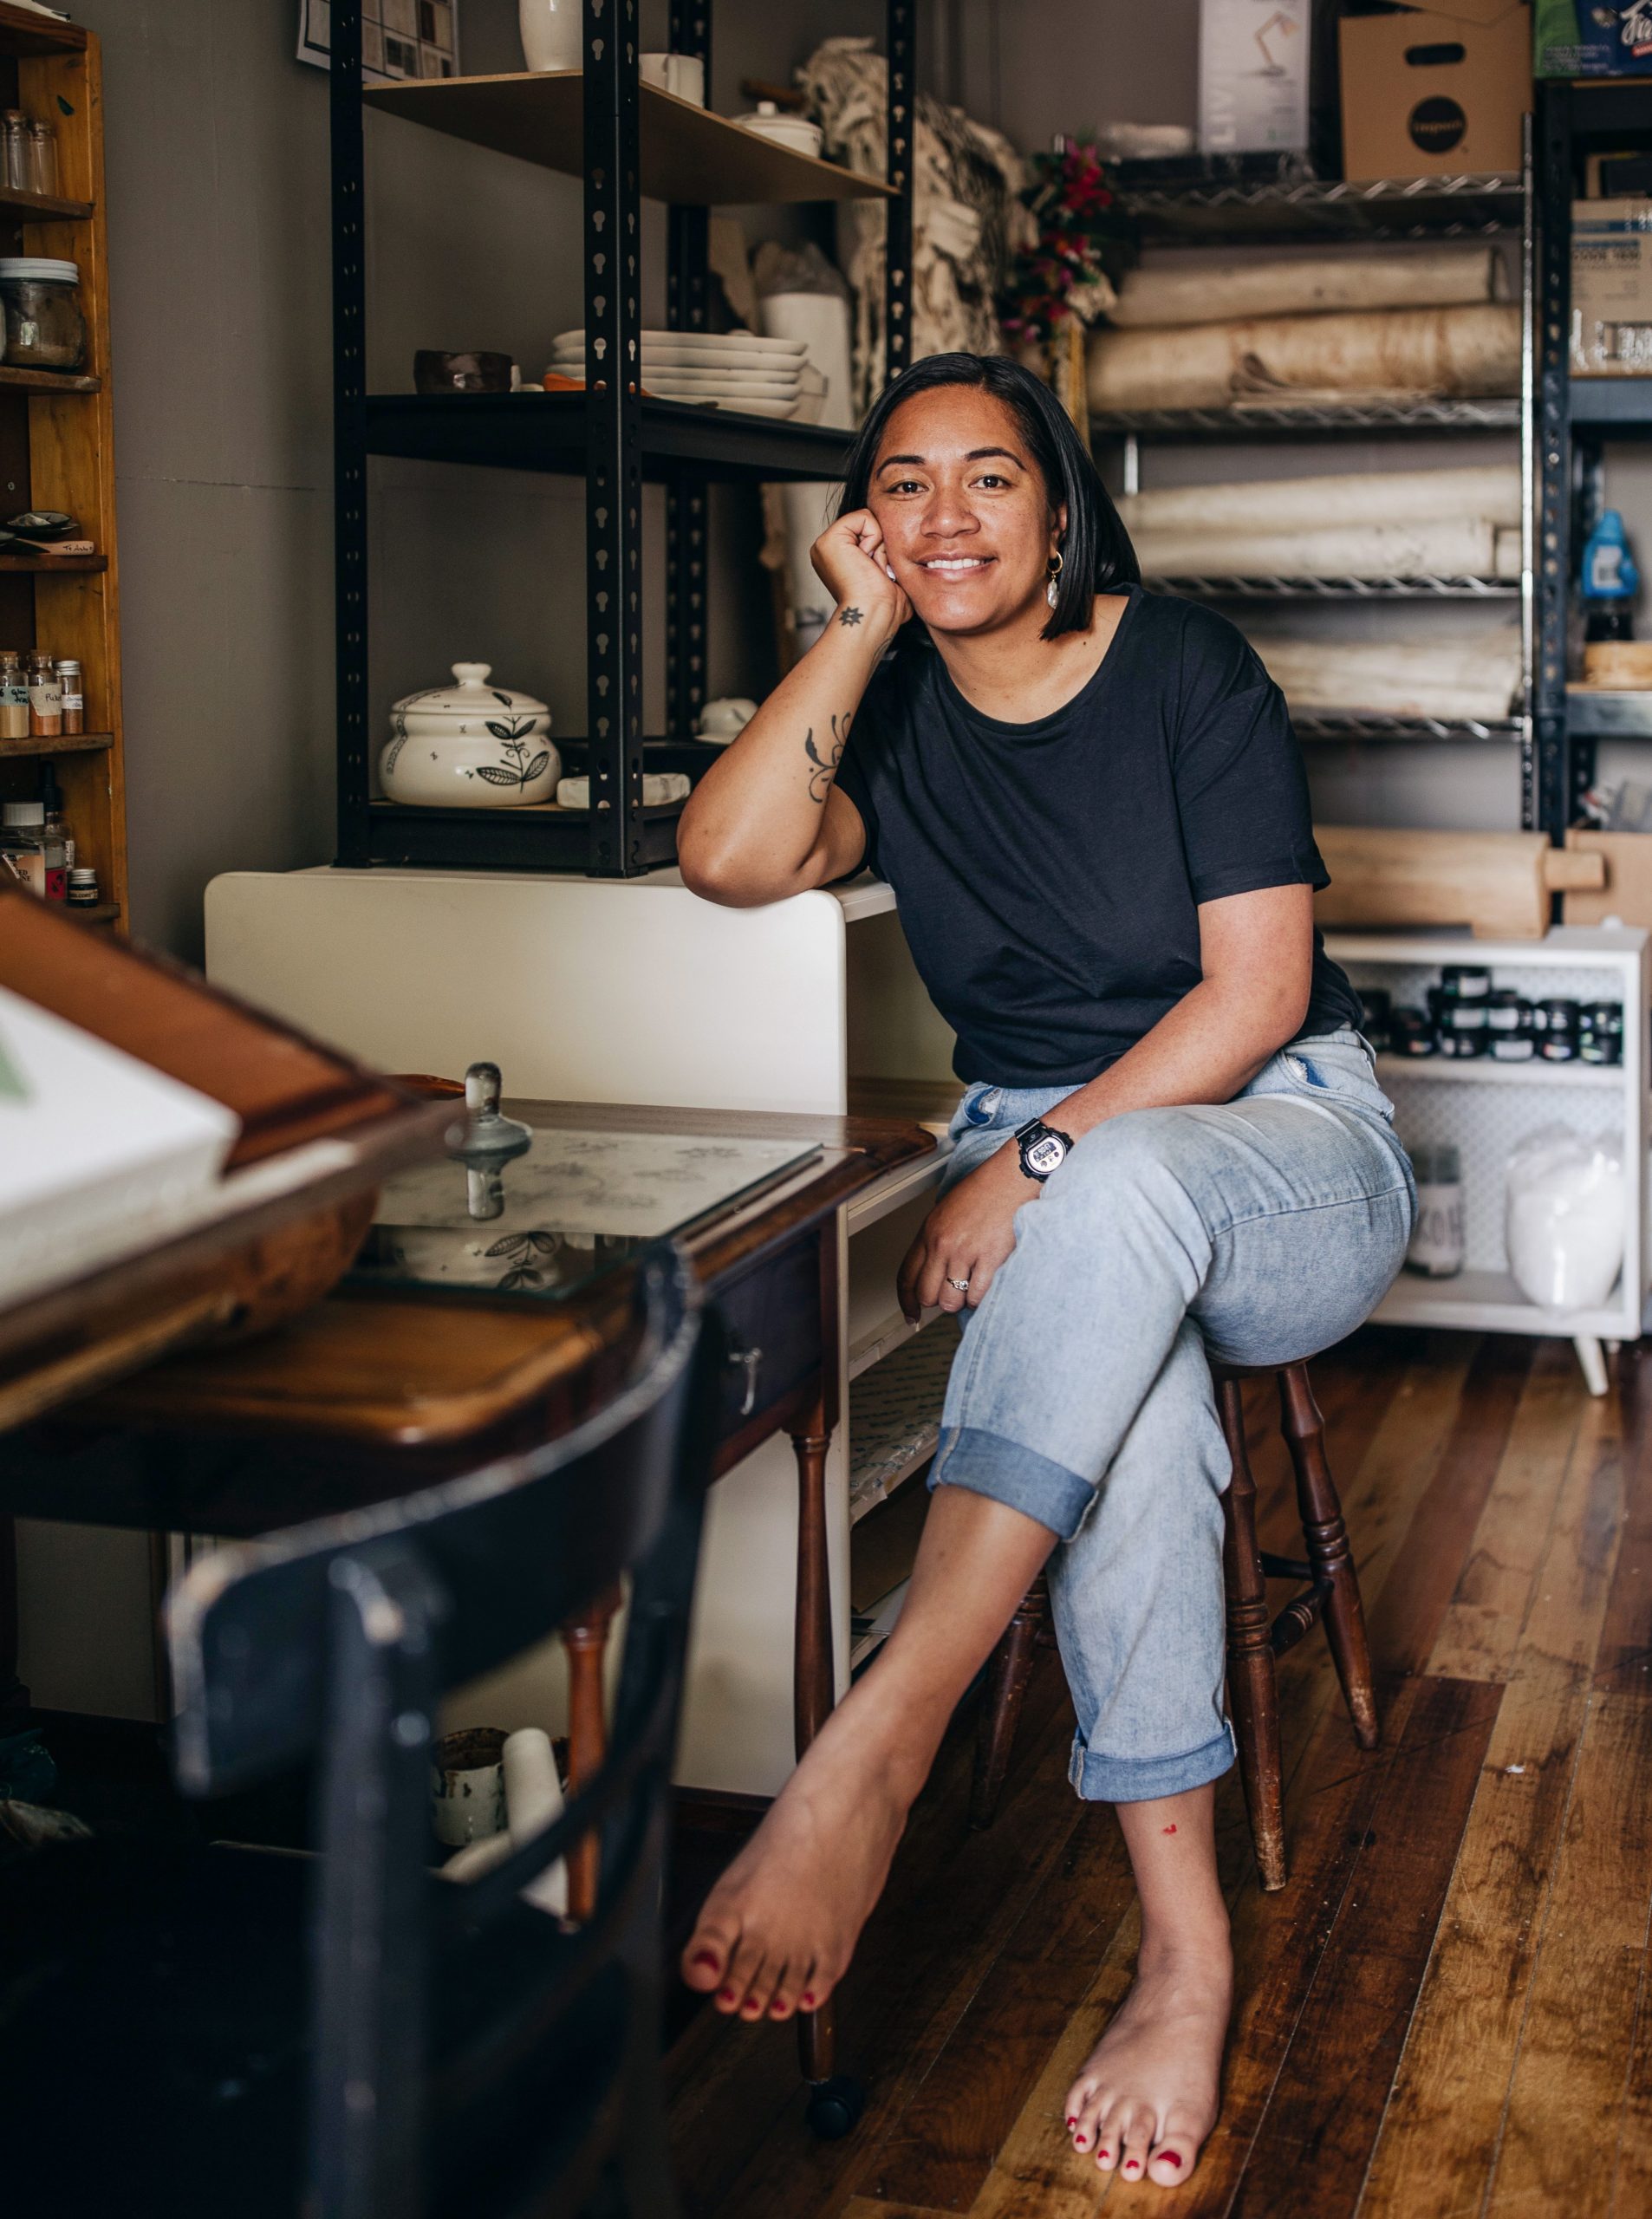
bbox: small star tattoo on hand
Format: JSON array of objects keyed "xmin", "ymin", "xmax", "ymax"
[{"xmin": 838, "ymin": 605, "xmax": 863, "ymax": 627}]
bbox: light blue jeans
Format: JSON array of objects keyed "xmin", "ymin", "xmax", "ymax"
[{"xmin": 928, "ymin": 1031, "xmax": 1415, "ymax": 1804}]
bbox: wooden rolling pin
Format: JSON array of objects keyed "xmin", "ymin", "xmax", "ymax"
[{"xmin": 1315, "ymin": 826, "xmax": 1605, "ymax": 940}]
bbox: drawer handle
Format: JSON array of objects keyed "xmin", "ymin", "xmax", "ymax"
[{"xmin": 727, "ymin": 1341, "xmax": 763, "ymax": 1418}]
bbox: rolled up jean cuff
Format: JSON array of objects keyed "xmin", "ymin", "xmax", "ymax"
[
  {"xmin": 1068, "ymin": 1721, "xmax": 1237, "ymax": 1805},
  {"xmin": 928, "ymin": 1424, "xmax": 1092, "ymax": 1540}
]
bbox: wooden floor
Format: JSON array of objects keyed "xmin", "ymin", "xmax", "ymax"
[{"xmin": 666, "ymin": 1324, "xmax": 1652, "ymax": 2217}]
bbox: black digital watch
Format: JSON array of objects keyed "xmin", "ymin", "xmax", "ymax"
[{"xmin": 1015, "ymin": 1116, "xmax": 1075, "ymax": 1182}]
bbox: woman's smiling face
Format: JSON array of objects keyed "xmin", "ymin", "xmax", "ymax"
[{"xmin": 867, "ymin": 385, "xmax": 1064, "ymax": 637}]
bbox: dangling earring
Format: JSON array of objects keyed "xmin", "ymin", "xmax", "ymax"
[{"xmin": 1045, "ymin": 550, "xmax": 1063, "ymax": 609}]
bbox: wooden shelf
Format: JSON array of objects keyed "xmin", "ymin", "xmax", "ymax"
[
  {"xmin": 0, "ymin": 181, "xmax": 90, "ymax": 220},
  {"xmin": 364, "ymin": 70, "xmax": 892, "ymax": 206},
  {"xmin": 0, "ymin": 728, "xmax": 113, "ymax": 760},
  {"xmin": 366, "ymin": 389, "xmax": 855, "ymax": 484},
  {"xmin": 0, "ymin": 362, "xmax": 98, "ymax": 394},
  {"xmin": 0, "ymin": 3, "xmax": 87, "ymax": 60},
  {"xmin": 0, "ymin": 551, "xmax": 104, "ymax": 571},
  {"xmin": 74, "ymin": 901, "xmax": 118, "ymax": 925}
]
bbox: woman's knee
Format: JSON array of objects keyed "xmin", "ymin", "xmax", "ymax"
[{"xmin": 1044, "ymin": 1108, "xmax": 1204, "ymax": 1231}]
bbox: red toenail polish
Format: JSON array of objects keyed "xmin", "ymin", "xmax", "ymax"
[
  {"xmin": 691, "ymin": 1950, "xmax": 719, "ymax": 1969},
  {"xmin": 1162, "ymin": 2153, "xmax": 1183, "ymax": 2170},
  {"xmin": 1066, "ymin": 2117, "xmax": 1076, "ymax": 2128},
  {"xmin": 1075, "ymin": 2136, "xmax": 1088, "ymax": 2150},
  {"xmin": 1126, "ymin": 2160, "xmax": 1140, "ymax": 2174},
  {"xmin": 1099, "ymin": 2150, "xmax": 1110, "ymax": 2162},
  {"xmin": 800, "ymin": 1991, "xmax": 816, "ymax": 2008},
  {"xmin": 718, "ymin": 1988, "xmax": 737, "ymax": 2004}
]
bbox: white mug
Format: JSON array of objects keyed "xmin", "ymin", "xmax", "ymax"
[
  {"xmin": 640, "ymin": 50, "xmax": 706, "ymax": 105},
  {"xmin": 518, "ymin": 0, "xmax": 582, "ymax": 73}
]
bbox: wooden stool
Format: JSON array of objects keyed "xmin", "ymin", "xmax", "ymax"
[{"xmin": 968, "ymin": 1357, "xmax": 1379, "ymax": 1891}]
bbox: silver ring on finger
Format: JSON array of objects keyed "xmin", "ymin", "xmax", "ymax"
[{"xmin": 946, "ymin": 1277, "xmax": 970, "ymax": 1293}]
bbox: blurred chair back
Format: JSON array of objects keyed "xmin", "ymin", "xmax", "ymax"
[{"xmin": 166, "ymin": 1243, "xmax": 718, "ymax": 2219}]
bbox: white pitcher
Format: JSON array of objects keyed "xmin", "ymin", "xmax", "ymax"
[{"xmin": 519, "ymin": 0, "xmax": 582, "ymax": 72}]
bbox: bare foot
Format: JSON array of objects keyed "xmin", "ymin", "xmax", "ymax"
[
  {"xmin": 1063, "ymin": 1931, "xmax": 1232, "ymax": 2187},
  {"xmin": 680, "ymin": 1699, "xmax": 926, "ymax": 2024}
]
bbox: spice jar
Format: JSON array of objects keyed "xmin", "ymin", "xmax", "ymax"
[
  {"xmin": 67, "ymin": 865, "xmax": 97, "ymax": 906},
  {"xmin": 24, "ymin": 118, "xmax": 56, "ymax": 199},
  {"xmin": 0, "ymin": 648, "xmax": 27, "ymax": 740},
  {"xmin": 26, "ymin": 648, "xmax": 59, "ymax": 735},
  {"xmin": 1405, "ymin": 1144, "xmax": 1465, "ymax": 1279},
  {"xmin": 1, "ymin": 111, "xmax": 28, "ymax": 192},
  {"xmin": 0, "ymin": 797, "xmax": 64, "ymax": 899},
  {"xmin": 0, "ymin": 257, "xmax": 85, "ymax": 372},
  {"xmin": 55, "ymin": 657, "xmax": 81, "ymax": 733}
]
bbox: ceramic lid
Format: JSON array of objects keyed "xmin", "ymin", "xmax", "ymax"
[{"xmin": 393, "ymin": 661, "xmax": 548, "ymax": 718}]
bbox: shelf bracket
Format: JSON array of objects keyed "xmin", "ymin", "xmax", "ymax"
[
  {"xmin": 583, "ymin": 0, "xmax": 647, "ymax": 875},
  {"xmin": 665, "ymin": 0, "xmax": 710, "ymax": 745},
  {"xmin": 1535, "ymin": 81, "xmax": 1575, "ymax": 846},
  {"xmin": 330, "ymin": 0, "xmax": 371, "ymax": 869},
  {"xmin": 884, "ymin": 0, "xmax": 914, "ymax": 387}
]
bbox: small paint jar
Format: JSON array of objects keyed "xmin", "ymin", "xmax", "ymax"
[
  {"xmin": 1535, "ymin": 997, "xmax": 1579, "ymax": 1040},
  {"xmin": 1439, "ymin": 964, "xmax": 1493, "ymax": 1001},
  {"xmin": 1490, "ymin": 1029, "xmax": 1537, "ymax": 1062},
  {"xmin": 1484, "ymin": 991, "xmax": 1530, "ymax": 1034},
  {"xmin": 1438, "ymin": 1027, "xmax": 1489, "ymax": 1059},
  {"xmin": 66, "ymin": 865, "xmax": 97, "ymax": 905},
  {"xmin": 1389, "ymin": 1006, "xmax": 1436, "ymax": 1057}
]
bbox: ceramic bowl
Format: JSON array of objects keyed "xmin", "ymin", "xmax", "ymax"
[
  {"xmin": 380, "ymin": 661, "xmax": 560, "ymax": 809},
  {"xmin": 732, "ymin": 104, "xmax": 823, "ymax": 158},
  {"xmin": 695, "ymin": 695, "xmax": 758, "ymax": 743}
]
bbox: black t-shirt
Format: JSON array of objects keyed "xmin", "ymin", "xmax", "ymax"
[{"xmin": 832, "ymin": 586, "xmax": 1362, "ymax": 1086}]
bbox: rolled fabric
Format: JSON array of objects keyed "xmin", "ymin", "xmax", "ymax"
[
  {"xmin": 1117, "ymin": 463, "xmax": 1521, "ymax": 536},
  {"xmin": 1254, "ymin": 628, "xmax": 1523, "ymax": 719},
  {"xmin": 1134, "ymin": 516, "xmax": 1497, "ymax": 580},
  {"xmin": 1088, "ymin": 303, "xmax": 1521, "ymax": 413},
  {"xmin": 504, "ymin": 1726, "xmax": 569, "ymax": 1918},
  {"xmin": 1495, "ymin": 526, "xmax": 1523, "ymax": 580},
  {"xmin": 1109, "ymin": 246, "xmax": 1504, "ymax": 329}
]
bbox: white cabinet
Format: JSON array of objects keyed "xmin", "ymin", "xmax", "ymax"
[{"xmin": 205, "ymin": 863, "xmax": 958, "ymax": 1796}]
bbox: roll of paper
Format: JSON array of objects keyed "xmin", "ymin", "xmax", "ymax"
[
  {"xmin": 1088, "ymin": 303, "xmax": 1520, "ymax": 413},
  {"xmin": 1254, "ymin": 628, "xmax": 1523, "ymax": 720},
  {"xmin": 504, "ymin": 1726, "xmax": 569, "ymax": 1918},
  {"xmin": 1134, "ymin": 516, "xmax": 1496, "ymax": 580},
  {"xmin": 1109, "ymin": 246, "xmax": 1504, "ymax": 329},
  {"xmin": 1116, "ymin": 464, "xmax": 1521, "ymax": 536}
]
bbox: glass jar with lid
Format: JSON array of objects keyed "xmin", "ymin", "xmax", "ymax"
[
  {"xmin": 0, "ymin": 257, "xmax": 85, "ymax": 372},
  {"xmin": 1, "ymin": 111, "xmax": 29, "ymax": 192},
  {"xmin": 23, "ymin": 119, "xmax": 56, "ymax": 198}
]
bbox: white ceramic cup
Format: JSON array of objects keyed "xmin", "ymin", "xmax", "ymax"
[
  {"xmin": 640, "ymin": 51, "xmax": 705, "ymax": 104},
  {"xmin": 518, "ymin": 0, "xmax": 582, "ymax": 73}
]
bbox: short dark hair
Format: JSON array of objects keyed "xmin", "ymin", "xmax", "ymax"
[{"xmin": 836, "ymin": 352, "xmax": 1139, "ymax": 641}]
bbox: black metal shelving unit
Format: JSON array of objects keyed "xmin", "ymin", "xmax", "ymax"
[
  {"xmin": 1534, "ymin": 79, "xmax": 1652, "ymax": 840},
  {"xmin": 1091, "ymin": 171, "xmax": 1532, "ymax": 791},
  {"xmin": 328, "ymin": 0, "xmax": 915, "ymax": 878}
]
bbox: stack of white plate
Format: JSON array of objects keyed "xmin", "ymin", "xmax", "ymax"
[{"xmin": 548, "ymin": 328, "xmax": 807, "ymax": 419}]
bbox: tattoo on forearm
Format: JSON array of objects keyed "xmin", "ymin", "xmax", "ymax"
[
  {"xmin": 803, "ymin": 713, "xmax": 851, "ymax": 804},
  {"xmin": 838, "ymin": 605, "xmax": 863, "ymax": 627}
]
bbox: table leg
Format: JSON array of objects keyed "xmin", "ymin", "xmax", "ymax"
[
  {"xmin": 0, "ymin": 1514, "xmax": 25, "ymax": 1723},
  {"xmin": 562, "ymin": 1583, "xmax": 621, "ymax": 1921},
  {"xmin": 790, "ymin": 1419, "xmax": 836, "ymax": 2087}
]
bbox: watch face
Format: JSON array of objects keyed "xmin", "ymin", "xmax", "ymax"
[{"xmin": 1024, "ymin": 1131, "xmax": 1068, "ymax": 1178}]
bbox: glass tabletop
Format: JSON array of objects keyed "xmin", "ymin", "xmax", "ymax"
[{"xmin": 350, "ymin": 1116, "xmax": 823, "ymax": 1304}]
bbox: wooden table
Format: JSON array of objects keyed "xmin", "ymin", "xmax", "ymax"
[{"xmin": 4, "ymin": 1098, "xmax": 934, "ymax": 2104}]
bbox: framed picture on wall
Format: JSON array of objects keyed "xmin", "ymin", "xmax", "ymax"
[{"xmin": 297, "ymin": 0, "xmax": 460, "ymax": 86}]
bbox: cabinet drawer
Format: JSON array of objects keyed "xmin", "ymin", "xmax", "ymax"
[{"xmin": 712, "ymin": 1236, "xmax": 823, "ymax": 1447}]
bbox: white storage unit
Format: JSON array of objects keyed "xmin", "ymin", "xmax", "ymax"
[
  {"xmin": 205, "ymin": 863, "xmax": 959, "ymax": 1796},
  {"xmin": 1325, "ymin": 927, "xmax": 1649, "ymax": 1386}
]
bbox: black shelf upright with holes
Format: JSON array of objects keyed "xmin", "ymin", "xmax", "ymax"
[
  {"xmin": 1536, "ymin": 79, "xmax": 1652, "ymax": 845},
  {"xmin": 328, "ymin": 0, "xmax": 916, "ymax": 878}
]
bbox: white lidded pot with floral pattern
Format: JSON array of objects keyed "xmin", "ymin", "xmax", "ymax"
[{"xmin": 380, "ymin": 662, "xmax": 559, "ymax": 808}]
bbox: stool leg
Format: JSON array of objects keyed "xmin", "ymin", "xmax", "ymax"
[
  {"xmin": 969, "ymin": 1573, "xmax": 1050, "ymax": 1830},
  {"xmin": 1219, "ymin": 1379, "xmax": 1287, "ymax": 1892},
  {"xmin": 1278, "ymin": 1364, "xmax": 1380, "ymax": 1753}
]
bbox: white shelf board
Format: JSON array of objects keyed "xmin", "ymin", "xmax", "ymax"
[
  {"xmin": 849, "ymin": 1312, "xmax": 960, "ymax": 1522},
  {"xmin": 1376, "ymin": 1054, "xmax": 1623, "ymax": 1089},
  {"xmin": 832, "ymin": 872, "xmax": 897, "ymax": 923},
  {"xmin": 849, "ymin": 1305, "xmax": 934, "ymax": 1383},
  {"xmin": 1373, "ymin": 1266, "xmax": 1632, "ymax": 1337},
  {"xmin": 849, "ymin": 1576, "xmax": 911, "ymax": 1672},
  {"xmin": 1324, "ymin": 924, "xmax": 1649, "ymax": 969}
]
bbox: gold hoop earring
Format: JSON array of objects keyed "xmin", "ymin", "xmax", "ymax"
[{"xmin": 1046, "ymin": 550, "xmax": 1063, "ymax": 610}]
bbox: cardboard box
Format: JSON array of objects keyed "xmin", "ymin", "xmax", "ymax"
[
  {"xmin": 1564, "ymin": 827, "xmax": 1652, "ymax": 928},
  {"xmin": 1340, "ymin": 3, "xmax": 1532, "ymax": 182},
  {"xmin": 1537, "ymin": 2, "xmax": 1652, "ymax": 79},
  {"xmin": 1572, "ymin": 198, "xmax": 1652, "ymax": 374},
  {"xmin": 1200, "ymin": 0, "xmax": 1311, "ymax": 156}
]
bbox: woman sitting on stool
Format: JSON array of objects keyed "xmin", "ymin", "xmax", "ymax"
[{"xmin": 674, "ymin": 353, "xmax": 1414, "ymax": 2190}]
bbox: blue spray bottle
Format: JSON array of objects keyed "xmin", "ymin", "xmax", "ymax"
[{"xmin": 1581, "ymin": 509, "xmax": 1640, "ymax": 642}]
